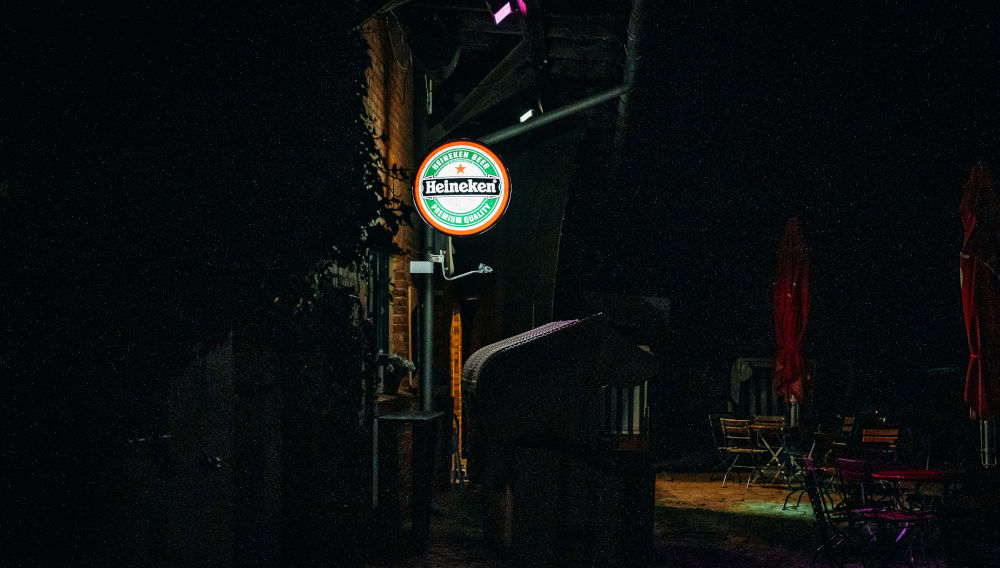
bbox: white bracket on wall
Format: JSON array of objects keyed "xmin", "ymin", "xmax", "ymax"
[{"xmin": 430, "ymin": 250, "xmax": 492, "ymax": 281}]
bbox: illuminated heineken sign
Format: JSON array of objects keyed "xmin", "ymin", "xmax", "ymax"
[{"xmin": 413, "ymin": 140, "xmax": 511, "ymax": 236}]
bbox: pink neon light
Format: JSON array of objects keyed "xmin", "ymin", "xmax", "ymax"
[
  {"xmin": 493, "ymin": 2, "xmax": 512, "ymax": 24},
  {"xmin": 517, "ymin": 0, "xmax": 527, "ymax": 13}
]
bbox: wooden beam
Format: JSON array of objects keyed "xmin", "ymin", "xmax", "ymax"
[
  {"xmin": 456, "ymin": 12, "xmax": 620, "ymax": 41},
  {"xmin": 547, "ymin": 57, "xmax": 620, "ymax": 80},
  {"xmin": 456, "ymin": 31, "xmax": 517, "ymax": 53},
  {"xmin": 427, "ymin": 41, "xmax": 536, "ymax": 144},
  {"xmin": 460, "ymin": 32, "xmax": 618, "ymax": 66},
  {"xmin": 409, "ymin": 0, "xmax": 489, "ymax": 12},
  {"xmin": 519, "ymin": 0, "xmax": 548, "ymax": 66},
  {"xmin": 547, "ymin": 37, "xmax": 620, "ymax": 63}
]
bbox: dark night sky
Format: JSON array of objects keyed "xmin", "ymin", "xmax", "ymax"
[{"xmin": 559, "ymin": 4, "xmax": 1000, "ymax": 412}]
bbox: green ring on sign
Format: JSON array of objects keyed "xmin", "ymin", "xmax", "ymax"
[{"xmin": 429, "ymin": 199, "xmax": 498, "ymax": 227}]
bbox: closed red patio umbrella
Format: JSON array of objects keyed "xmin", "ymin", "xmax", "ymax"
[
  {"xmin": 773, "ymin": 217, "xmax": 810, "ymax": 426},
  {"xmin": 960, "ymin": 163, "xmax": 1000, "ymax": 467}
]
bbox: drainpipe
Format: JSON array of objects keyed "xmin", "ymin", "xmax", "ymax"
[
  {"xmin": 983, "ymin": 419, "xmax": 996, "ymax": 468},
  {"xmin": 478, "ymin": 0, "xmax": 644, "ymax": 160},
  {"xmin": 416, "ymin": 75, "xmax": 435, "ymax": 413},
  {"xmin": 479, "ymin": 86, "xmax": 628, "ymax": 145},
  {"xmin": 613, "ymin": 0, "xmax": 644, "ymax": 171},
  {"xmin": 421, "ymin": 229, "xmax": 434, "ymax": 412}
]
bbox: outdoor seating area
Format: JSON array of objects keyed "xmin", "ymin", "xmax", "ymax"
[
  {"xmin": 703, "ymin": 409, "xmax": 1000, "ymax": 567},
  {"xmin": 710, "ymin": 413, "xmax": 809, "ymax": 490},
  {"xmin": 371, "ymin": 466, "xmax": 999, "ymax": 568}
]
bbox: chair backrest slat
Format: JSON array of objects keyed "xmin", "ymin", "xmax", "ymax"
[
  {"xmin": 858, "ymin": 427, "xmax": 899, "ymax": 466},
  {"xmin": 719, "ymin": 418, "xmax": 753, "ymax": 447},
  {"xmin": 708, "ymin": 413, "xmax": 732, "ymax": 448},
  {"xmin": 753, "ymin": 415, "xmax": 786, "ymax": 426},
  {"xmin": 861, "ymin": 428, "xmax": 899, "ymax": 446}
]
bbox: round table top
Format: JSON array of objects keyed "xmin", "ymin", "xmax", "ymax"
[
  {"xmin": 747, "ymin": 422, "xmax": 787, "ymax": 430},
  {"xmin": 871, "ymin": 469, "xmax": 963, "ymax": 482}
]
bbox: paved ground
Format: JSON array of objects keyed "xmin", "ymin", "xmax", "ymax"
[
  {"xmin": 651, "ymin": 472, "xmax": 819, "ymax": 567},
  {"xmin": 368, "ymin": 472, "xmax": 947, "ymax": 567}
]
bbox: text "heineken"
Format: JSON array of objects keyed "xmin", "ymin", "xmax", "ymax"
[{"xmin": 421, "ymin": 176, "xmax": 500, "ymax": 198}]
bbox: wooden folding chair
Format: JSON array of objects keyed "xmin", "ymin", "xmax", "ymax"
[
  {"xmin": 707, "ymin": 413, "xmax": 733, "ymax": 481},
  {"xmin": 718, "ymin": 418, "xmax": 768, "ymax": 488},
  {"xmin": 839, "ymin": 416, "xmax": 857, "ymax": 442},
  {"xmin": 859, "ymin": 427, "xmax": 899, "ymax": 466}
]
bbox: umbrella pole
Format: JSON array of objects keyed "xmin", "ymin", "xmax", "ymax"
[
  {"xmin": 789, "ymin": 395, "xmax": 799, "ymax": 428},
  {"xmin": 982, "ymin": 420, "xmax": 997, "ymax": 468}
]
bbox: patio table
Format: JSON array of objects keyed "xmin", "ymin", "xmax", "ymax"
[
  {"xmin": 748, "ymin": 422, "xmax": 790, "ymax": 485},
  {"xmin": 871, "ymin": 469, "xmax": 958, "ymax": 483},
  {"xmin": 871, "ymin": 468, "xmax": 963, "ymax": 511}
]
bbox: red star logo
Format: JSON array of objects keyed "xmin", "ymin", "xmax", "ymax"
[{"xmin": 455, "ymin": 164, "xmax": 466, "ymax": 174}]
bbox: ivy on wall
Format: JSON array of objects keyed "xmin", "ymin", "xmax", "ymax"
[
  {"xmin": 2, "ymin": 3, "xmax": 408, "ymax": 563},
  {"xmin": 2, "ymin": 0, "xmax": 409, "ymax": 426}
]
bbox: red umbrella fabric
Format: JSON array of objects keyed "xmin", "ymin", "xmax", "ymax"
[
  {"xmin": 773, "ymin": 217, "xmax": 810, "ymax": 405},
  {"xmin": 960, "ymin": 163, "xmax": 1000, "ymax": 421}
]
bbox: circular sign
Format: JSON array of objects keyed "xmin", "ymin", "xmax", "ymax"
[{"xmin": 413, "ymin": 140, "xmax": 511, "ymax": 236}]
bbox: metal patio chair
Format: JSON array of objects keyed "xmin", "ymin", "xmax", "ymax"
[
  {"xmin": 802, "ymin": 456, "xmax": 861, "ymax": 567},
  {"xmin": 835, "ymin": 457, "xmax": 937, "ymax": 566},
  {"xmin": 835, "ymin": 457, "xmax": 886, "ymax": 511}
]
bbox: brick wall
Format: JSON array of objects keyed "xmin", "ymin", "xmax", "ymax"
[
  {"xmin": 365, "ymin": 15, "xmax": 429, "ymax": 550},
  {"xmin": 363, "ymin": 13, "xmax": 467, "ymax": 547},
  {"xmin": 363, "ymin": 16, "xmax": 419, "ymax": 367}
]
